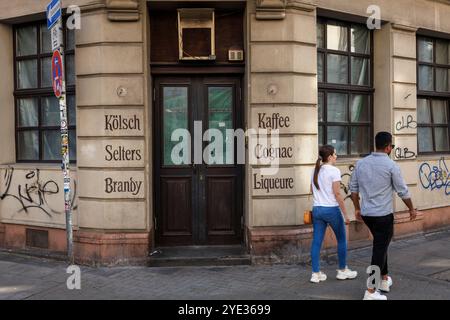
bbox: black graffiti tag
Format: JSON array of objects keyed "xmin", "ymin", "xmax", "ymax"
[
  {"xmin": 340, "ymin": 164, "xmax": 355, "ymax": 201},
  {"xmin": 0, "ymin": 168, "xmax": 77, "ymax": 217},
  {"xmin": 395, "ymin": 115, "xmax": 417, "ymax": 131},
  {"xmin": 394, "ymin": 147, "xmax": 416, "ymax": 159}
]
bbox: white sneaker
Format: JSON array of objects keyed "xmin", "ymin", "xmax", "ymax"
[
  {"xmin": 380, "ymin": 276, "xmax": 393, "ymax": 292},
  {"xmin": 310, "ymin": 271, "xmax": 327, "ymax": 283},
  {"xmin": 336, "ymin": 267, "xmax": 358, "ymax": 280},
  {"xmin": 363, "ymin": 290, "xmax": 387, "ymax": 300}
]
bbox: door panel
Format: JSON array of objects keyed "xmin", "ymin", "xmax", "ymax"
[
  {"xmin": 154, "ymin": 76, "xmax": 243, "ymax": 246},
  {"xmin": 206, "ymin": 176, "xmax": 237, "ymax": 237},
  {"xmin": 160, "ymin": 177, "xmax": 192, "ymax": 242}
]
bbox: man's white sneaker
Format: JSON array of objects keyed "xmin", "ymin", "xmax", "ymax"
[
  {"xmin": 310, "ymin": 272, "xmax": 327, "ymax": 283},
  {"xmin": 336, "ymin": 267, "xmax": 358, "ymax": 280},
  {"xmin": 380, "ymin": 276, "xmax": 393, "ymax": 292},
  {"xmin": 363, "ymin": 290, "xmax": 387, "ymax": 300}
]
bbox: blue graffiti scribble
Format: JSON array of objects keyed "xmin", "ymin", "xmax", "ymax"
[{"xmin": 418, "ymin": 157, "xmax": 450, "ymax": 195}]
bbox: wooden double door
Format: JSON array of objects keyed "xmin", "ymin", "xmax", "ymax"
[{"xmin": 154, "ymin": 76, "xmax": 244, "ymax": 246}]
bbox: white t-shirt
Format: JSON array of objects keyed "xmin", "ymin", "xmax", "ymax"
[{"xmin": 311, "ymin": 164, "xmax": 341, "ymax": 207}]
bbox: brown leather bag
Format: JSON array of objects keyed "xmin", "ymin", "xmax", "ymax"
[
  {"xmin": 304, "ymin": 192, "xmax": 313, "ymax": 224},
  {"xmin": 304, "ymin": 210, "xmax": 313, "ymax": 224}
]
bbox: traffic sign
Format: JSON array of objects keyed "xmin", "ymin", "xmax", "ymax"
[
  {"xmin": 52, "ymin": 50, "xmax": 64, "ymax": 98},
  {"xmin": 51, "ymin": 20, "xmax": 63, "ymax": 52},
  {"xmin": 47, "ymin": 0, "xmax": 62, "ymax": 29}
]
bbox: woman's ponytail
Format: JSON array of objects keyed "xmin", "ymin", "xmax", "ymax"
[
  {"xmin": 313, "ymin": 156, "xmax": 322, "ymax": 190},
  {"xmin": 313, "ymin": 145, "xmax": 336, "ymax": 191}
]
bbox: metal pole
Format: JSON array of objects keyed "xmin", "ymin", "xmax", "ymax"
[{"xmin": 56, "ymin": 18, "xmax": 74, "ymax": 263}]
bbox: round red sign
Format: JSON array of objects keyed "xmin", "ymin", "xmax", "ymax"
[{"xmin": 52, "ymin": 50, "xmax": 64, "ymax": 98}]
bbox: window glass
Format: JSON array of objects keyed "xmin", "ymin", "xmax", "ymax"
[
  {"xmin": 327, "ymin": 24, "xmax": 348, "ymax": 51},
  {"xmin": 418, "ymin": 127, "xmax": 433, "ymax": 153},
  {"xmin": 327, "ymin": 54, "xmax": 348, "ymax": 84},
  {"xmin": 327, "ymin": 126, "xmax": 348, "ymax": 155},
  {"xmin": 418, "ymin": 38, "xmax": 433, "ymax": 63},
  {"xmin": 17, "ymin": 59, "xmax": 37, "ymax": 89},
  {"xmin": 16, "ymin": 26, "xmax": 37, "ymax": 56},
  {"xmin": 351, "ymin": 57, "xmax": 369, "ymax": 86},
  {"xmin": 418, "ymin": 66, "xmax": 433, "ymax": 91},
  {"xmin": 18, "ymin": 131, "xmax": 39, "ymax": 160},
  {"xmin": 327, "ymin": 93, "xmax": 348, "ymax": 122},
  {"xmin": 350, "ymin": 95, "xmax": 370, "ymax": 122},
  {"xmin": 163, "ymin": 87, "xmax": 189, "ymax": 166},
  {"xmin": 351, "ymin": 126, "xmax": 370, "ymax": 155},
  {"xmin": 351, "ymin": 25, "xmax": 370, "ymax": 54}
]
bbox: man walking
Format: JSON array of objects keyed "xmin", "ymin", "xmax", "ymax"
[{"xmin": 350, "ymin": 132, "xmax": 418, "ymax": 300}]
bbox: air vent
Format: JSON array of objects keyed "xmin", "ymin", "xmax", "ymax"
[
  {"xmin": 229, "ymin": 49, "xmax": 244, "ymax": 61},
  {"xmin": 26, "ymin": 229, "xmax": 49, "ymax": 249}
]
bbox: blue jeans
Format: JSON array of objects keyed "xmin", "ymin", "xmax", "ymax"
[{"xmin": 311, "ymin": 206, "xmax": 347, "ymax": 273}]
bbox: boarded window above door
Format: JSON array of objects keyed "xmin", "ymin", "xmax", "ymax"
[{"xmin": 150, "ymin": 7, "xmax": 244, "ymax": 64}]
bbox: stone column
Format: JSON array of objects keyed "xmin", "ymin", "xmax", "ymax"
[
  {"xmin": 0, "ymin": 24, "xmax": 15, "ymax": 166},
  {"xmin": 0, "ymin": 23, "xmax": 14, "ymax": 247},
  {"xmin": 374, "ymin": 22, "xmax": 423, "ymax": 236},
  {"xmin": 74, "ymin": 0, "xmax": 149, "ymax": 264},
  {"xmin": 248, "ymin": 0, "xmax": 318, "ymax": 263}
]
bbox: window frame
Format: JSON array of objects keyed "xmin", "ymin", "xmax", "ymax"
[
  {"xmin": 416, "ymin": 36, "xmax": 450, "ymax": 155},
  {"xmin": 13, "ymin": 20, "xmax": 76, "ymax": 163},
  {"xmin": 317, "ymin": 17, "xmax": 374, "ymax": 157}
]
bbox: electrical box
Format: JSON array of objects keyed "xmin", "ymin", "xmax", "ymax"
[{"xmin": 228, "ymin": 49, "xmax": 244, "ymax": 61}]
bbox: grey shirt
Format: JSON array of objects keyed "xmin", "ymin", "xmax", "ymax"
[{"xmin": 349, "ymin": 152, "xmax": 410, "ymax": 217}]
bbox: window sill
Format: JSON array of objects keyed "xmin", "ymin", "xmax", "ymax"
[
  {"xmin": 335, "ymin": 157, "xmax": 364, "ymax": 166},
  {"xmin": 416, "ymin": 154, "xmax": 450, "ymax": 162},
  {"xmin": 0, "ymin": 163, "xmax": 77, "ymax": 171}
]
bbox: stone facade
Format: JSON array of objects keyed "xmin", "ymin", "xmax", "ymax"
[{"xmin": 0, "ymin": 0, "xmax": 449, "ymax": 265}]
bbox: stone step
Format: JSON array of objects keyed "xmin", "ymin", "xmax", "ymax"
[{"xmin": 147, "ymin": 245, "xmax": 251, "ymax": 267}]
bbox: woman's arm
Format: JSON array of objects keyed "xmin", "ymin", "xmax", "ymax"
[{"xmin": 332, "ymin": 181, "xmax": 350, "ymax": 224}]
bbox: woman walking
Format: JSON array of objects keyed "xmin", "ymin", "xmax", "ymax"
[{"xmin": 310, "ymin": 145, "xmax": 357, "ymax": 283}]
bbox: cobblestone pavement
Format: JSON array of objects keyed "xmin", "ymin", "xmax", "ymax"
[{"xmin": 0, "ymin": 229, "xmax": 449, "ymax": 300}]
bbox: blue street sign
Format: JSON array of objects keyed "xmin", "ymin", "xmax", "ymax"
[{"xmin": 47, "ymin": 0, "xmax": 62, "ymax": 29}]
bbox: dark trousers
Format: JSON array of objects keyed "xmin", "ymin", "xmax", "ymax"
[{"xmin": 362, "ymin": 214, "xmax": 394, "ymax": 276}]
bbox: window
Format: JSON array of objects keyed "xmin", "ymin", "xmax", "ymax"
[
  {"xmin": 14, "ymin": 22, "xmax": 76, "ymax": 162},
  {"xmin": 317, "ymin": 19, "xmax": 373, "ymax": 156},
  {"xmin": 417, "ymin": 37, "xmax": 450, "ymax": 154}
]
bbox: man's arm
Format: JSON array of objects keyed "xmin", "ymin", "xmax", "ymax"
[
  {"xmin": 349, "ymin": 164, "xmax": 363, "ymax": 222},
  {"xmin": 351, "ymin": 192, "xmax": 363, "ymax": 222}
]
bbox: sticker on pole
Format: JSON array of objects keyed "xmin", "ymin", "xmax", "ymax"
[
  {"xmin": 47, "ymin": 0, "xmax": 62, "ymax": 29},
  {"xmin": 52, "ymin": 50, "xmax": 64, "ymax": 98},
  {"xmin": 51, "ymin": 20, "xmax": 63, "ymax": 52}
]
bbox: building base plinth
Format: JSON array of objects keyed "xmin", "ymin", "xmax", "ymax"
[{"xmin": 74, "ymin": 231, "xmax": 150, "ymax": 266}]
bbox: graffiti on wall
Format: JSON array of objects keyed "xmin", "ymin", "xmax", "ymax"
[
  {"xmin": 0, "ymin": 167, "xmax": 77, "ymax": 217},
  {"xmin": 418, "ymin": 157, "xmax": 450, "ymax": 195},
  {"xmin": 395, "ymin": 115, "xmax": 417, "ymax": 132},
  {"xmin": 340, "ymin": 164, "xmax": 355, "ymax": 201},
  {"xmin": 394, "ymin": 147, "xmax": 416, "ymax": 160},
  {"xmin": 394, "ymin": 114, "xmax": 417, "ymax": 160}
]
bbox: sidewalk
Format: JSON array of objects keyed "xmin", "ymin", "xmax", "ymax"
[{"xmin": 1, "ymin": 229, "xmax": 449, "ymax": 300}]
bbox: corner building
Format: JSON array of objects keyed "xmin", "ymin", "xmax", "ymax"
[{"xmin": 0, "ymin": 0, "xmax": 449, "ymax": 264}]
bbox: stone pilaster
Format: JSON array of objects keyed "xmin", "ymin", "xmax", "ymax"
[
  {"xmin": 0, "ymin": 24, "xmax": 14, "ymax": 165},
  {"xmin": 74, "ymin": 3, "xmax": 148, "ymax": 264},
  {"xmin": 248, "ymin": 2, "xmax": 318, "ymax": 261},
  {"xmin": 374, "ymin": 22, "xmax": 423, "ymax": 232}
]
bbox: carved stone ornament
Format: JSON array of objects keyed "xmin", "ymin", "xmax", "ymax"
[
  {"xmin": 255, "ymin": 0, "xmax": 287, "ymax": 20},
  {"xmin": 106, "ymin": 0, "xmax": 139, "ymax": 22}
]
